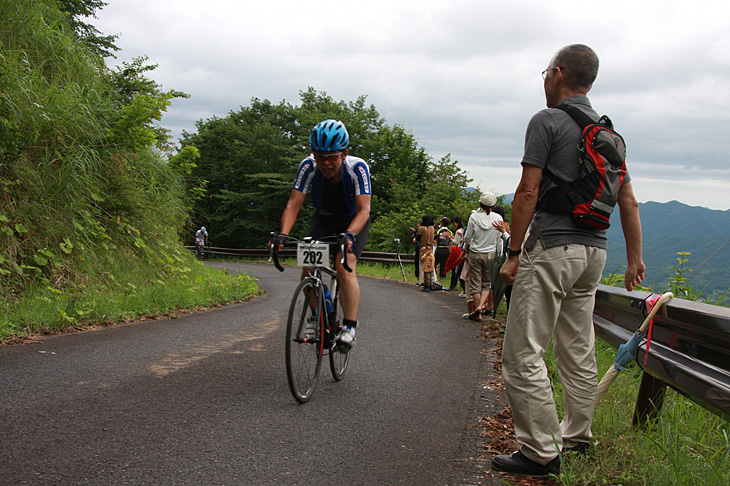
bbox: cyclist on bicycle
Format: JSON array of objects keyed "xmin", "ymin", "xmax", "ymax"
[
  {"xmin": 195, "ymin": 226, "xmax": 208, "ymax": 251},
  {"xmin": 275, "ymin": 119, "xmax": 371, "ymax": 350}
]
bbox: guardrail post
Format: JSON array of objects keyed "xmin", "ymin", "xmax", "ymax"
[{"xmin": 633, "ymin": 371, "xmax": 668, "ymax": 428}]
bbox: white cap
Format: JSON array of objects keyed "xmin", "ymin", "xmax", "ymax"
[{"xmin": 480, "ymin": 192, "xmax": 497, "ymax": 207}]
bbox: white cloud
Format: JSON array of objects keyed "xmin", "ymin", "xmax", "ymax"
[{"xmin": 96, "ymin": 0, "xmax": 730, "ymax": 210}]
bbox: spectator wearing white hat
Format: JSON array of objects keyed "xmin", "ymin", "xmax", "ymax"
[{"xmin": 462, "ymin": 192, "xmax": 507, "ymax": 320}]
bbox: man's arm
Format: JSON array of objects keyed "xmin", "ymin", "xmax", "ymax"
[
  {"xmin": 279, "ymin": 189, "xmax": 306, "ymax": 237},
  {"xmin": 344, "ymin": 194, "xmax": 371, "ymax": 252},
  {"xmin": 616, "ymin": 181, "xmax": 645, "ymax": 291},
  {"xmin": 499, "ymin": 164, "xmax": 542, "ymax": 285}
]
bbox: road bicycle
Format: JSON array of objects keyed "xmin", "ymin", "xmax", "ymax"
[
  {"xmin": 269, "ymin": 233, "xmax": 353, "ymax": 403},
  {"xmin": 195, "ymin": 242, "xmax": 208, "ymax": 260}
]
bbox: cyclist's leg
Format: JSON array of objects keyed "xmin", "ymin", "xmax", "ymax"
[
  {"xmin": 299, "ymin": 267, "xmax": 318, "ymax": 310},
  {"xmin": 336, "ymin": 251, "xmax": 360, "ymax": 322},
  {"xmin": 338, "ymin": 218, "xmax": 369, "ymax": 323}
]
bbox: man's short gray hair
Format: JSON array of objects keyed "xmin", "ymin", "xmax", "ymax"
[{"xmin": 554, "ymin": 44, "xmax": 599, "ymax": 92}]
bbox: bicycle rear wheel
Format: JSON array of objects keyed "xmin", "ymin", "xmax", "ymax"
[{"xmin": 285, "ymin": 279, "xmax": 323, "ymax": 403}]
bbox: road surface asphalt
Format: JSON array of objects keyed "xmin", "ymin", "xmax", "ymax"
[{"xmin": 0, "ymin": 262, "xmax": 507, "ymax": 485}]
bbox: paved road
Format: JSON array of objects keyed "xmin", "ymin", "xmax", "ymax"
[{"xmin": 0, "ymin": 262, "xmax": 505, "ymax": 485}]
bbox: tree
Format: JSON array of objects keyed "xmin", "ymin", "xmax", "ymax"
[
  {"xmin": 180, "ymin": 88, "xmax": 480, "ymax": 250},
  {"xmin": 180, "ymin": 98, "xmax": 303, "ymax": 247},
  {"xmin": 55, "ymin": 0, "xmax": 119, "ymax": 58},
  {"xmin": 105, "ymin": 56, "xmax": 190, "ymax": 153},
  {"xmin": 364, "ymin": 124, "xmax": 431, "ymax": 219},
  {"xmin": 367, "ymin": 155, "xmax": 478, "ymax": 251}
]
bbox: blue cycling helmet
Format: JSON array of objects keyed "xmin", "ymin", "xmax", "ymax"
[
  {"xmin": 201, "ymin": 227, "xmax": 206, "ymax": 232},
  {"xmin": 309, "ymin": 120, "xmax": 349, "ymax": 152}
]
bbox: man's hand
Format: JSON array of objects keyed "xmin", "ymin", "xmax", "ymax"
[
  {"xmin": 616, "ymin": 181, "xmax": 645, "ymax": 292},
  {"xmin": 500, "ymin": 256, "xmax": 520, "ymax": 286},
  {"xmin": 268, "ymin": 233, "xmax": 288, "ymax": 252},
  {"xmin": 344, "ymin": 231, "xmax": 356, "ymax": 254},
  {"xmin": 499, "ymin": 164, "xmax": 540, "ymax": 288},
  {"xmin": 624, "ymin": 261, "xmax": 646, "ymax": 291},
  {"xmin": 492, "ymin": 220, "xmax": 510, "ymax": 234}
]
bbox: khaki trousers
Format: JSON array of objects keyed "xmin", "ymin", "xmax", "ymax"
[
  {"xmin": 466, "ymin": 251, "xmax": 494, "ymax": 296},
  {"xmin": 502, "ymin": 241, "xmax": 606, "ymax": 464}
]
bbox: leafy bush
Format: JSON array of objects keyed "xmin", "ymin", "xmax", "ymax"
[{"xmin": 0, "ymin": 0, "xmax": 224, "ymax": 338}]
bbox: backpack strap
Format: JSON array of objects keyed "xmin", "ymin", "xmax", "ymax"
[
  {"xmin": 539, "ymin": 104, "xmax": 597, "ymax": 211},
  {"xmin": 555, "ymin": 103, "xmax": 612, "ymax": 129}
]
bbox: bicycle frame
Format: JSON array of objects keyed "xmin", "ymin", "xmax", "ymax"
[
  {"xmin": 271, "ymin": 233, "xmax": 353, "ymax": 403},
  {"xmin": 303, "ymin": 265, "xmax": 340, "ymax": 352}
]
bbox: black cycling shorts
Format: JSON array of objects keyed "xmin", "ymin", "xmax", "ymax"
[{"xmin": 308, "ymin": 214, "xmax": 370, "ymax": 260}]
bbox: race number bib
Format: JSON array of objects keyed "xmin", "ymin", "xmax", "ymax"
[{"xmin": 297, "ymin": 243, "xmax": 329, "ymax": 267}]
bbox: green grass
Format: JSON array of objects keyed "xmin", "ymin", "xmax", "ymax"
[
  {"xmin": 0, "ymin": 255, "xmax": 410, "ymax": 343},
  {"xmin": 229, "ymin": 256, "xmax": 421, "ymax": 283},
  {"xmin": 543, "ymin": 339, "xmax": 730, "ymax": 486},
  {"xmin": 0, "ymin": 255, "xmax": 259, "ymax": 342}
]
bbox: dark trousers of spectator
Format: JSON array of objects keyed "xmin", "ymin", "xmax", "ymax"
[
  {"xmin": 414, "ymin": 246, "xmax": 420, "ymax": 280},
  {"xmin": 435, "ymin": 249, "xmax": 450, "ymax": 279},
  {"xmin": 451, "ymin": 263, "xmax": 464, "ymax": 290}
]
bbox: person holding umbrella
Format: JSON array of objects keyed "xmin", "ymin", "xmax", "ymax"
[
  {"xmin": 486, "ymin": 206, "xmax": 511, "ymax": 317},
  {"xmin": 493, "ymin": 44, "xmax": 645, "ymax": 477}
]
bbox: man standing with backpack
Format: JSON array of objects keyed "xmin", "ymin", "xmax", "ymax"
[{"xmin": 493, "ymin": 44, "xmax": 646, "ymax": 477}]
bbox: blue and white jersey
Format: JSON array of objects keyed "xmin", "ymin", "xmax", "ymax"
[{"xmin": 292, "ymin": 154, "xmax": 372, "ymax": 220}]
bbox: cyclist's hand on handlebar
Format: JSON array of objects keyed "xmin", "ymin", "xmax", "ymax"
[
  {"xmin": 268, "ymin": 232, "xmax": 288, "ymax": 272},
  {"xmin": 274, "ymin": 233, "xmax": 288, "ymax": 251},
  {"xmin": 267, "ymin": 233, "xmax": 288, "ymax": 251},
  {"xmin": 344, "ymin": 231, "xmax": 356, "ymax": 254}
]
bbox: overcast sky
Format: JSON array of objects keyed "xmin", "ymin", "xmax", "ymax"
[{"xmin": 95, "ymin": 0, "xmax": 730, "ymax": 211}]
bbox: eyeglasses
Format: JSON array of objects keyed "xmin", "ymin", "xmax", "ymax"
[
  {"xmin": 313, "ymin": 151, "xmax": 344, "ymax": 161},
  {"xmin": 541, "ymin": 67, "xmax": 562, "ymax": 80}
]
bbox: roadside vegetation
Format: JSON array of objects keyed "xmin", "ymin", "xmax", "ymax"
[{"xmin": 0, "ymin": 1, "xmax": 257, "ymax": 342}]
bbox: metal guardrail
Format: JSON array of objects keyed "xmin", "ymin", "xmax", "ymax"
[
  {"xmin": 187, "ymin": 246, "xmax": 416, "ymax": 265},
  {"xmin": 593, "ymin": 284, "xmax": 730, "ymax": 424}
]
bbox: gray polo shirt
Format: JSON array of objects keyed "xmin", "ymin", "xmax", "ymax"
[{"xmin": 521, "ymin": 95, "xmax": 631, "ymax": 251}]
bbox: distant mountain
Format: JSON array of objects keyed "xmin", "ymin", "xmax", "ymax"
[
  {"xmin": 472, "ymin": 195, "xmax": 729, "ymax": 297},
  {"xmin": 466, "ymin": 188, "xmax": 514, "ymax": 205},
  {"xmin": 605, "ymin": 201, "xmax": 730, "ymax": 299}
]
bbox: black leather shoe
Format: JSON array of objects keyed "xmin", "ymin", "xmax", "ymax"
[{"xmin": 492, "ymin": 450, "xmax": 560, "ymax": 476}]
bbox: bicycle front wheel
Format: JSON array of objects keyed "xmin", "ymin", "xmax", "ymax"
[
  {"xmin": 328, "ymin": 279, "xmax": 349, "ymax": 381},
  {"xmin": 329, "ymin": 339, "xmax": 350, "ymax": 381},
  {"xmin": 285, "ymin": 279, "xmax": 323, "ymax": 403}
]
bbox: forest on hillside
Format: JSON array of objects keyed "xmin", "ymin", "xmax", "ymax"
[
  {"xmin": 178, "ymin": 89, "xmax": 486, "ymax": 251},
  {"xmin": 605, "ymin": 201, "xmax": 730, "ymax": 301}
]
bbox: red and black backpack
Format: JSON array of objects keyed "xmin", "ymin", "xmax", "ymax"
[{"xmin": 540, "ymin": 104, "xmax": 627, "ymax": 230}]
